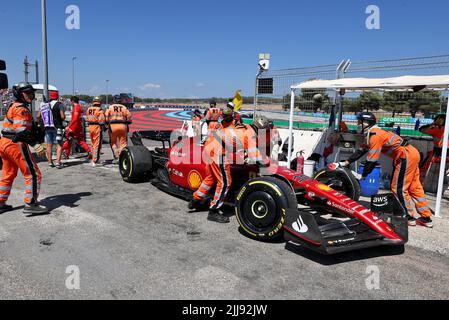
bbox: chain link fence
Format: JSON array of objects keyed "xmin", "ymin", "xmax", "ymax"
[{"xmin": 255, "ymin": 54, "xmax": 449, "ymax": 137}]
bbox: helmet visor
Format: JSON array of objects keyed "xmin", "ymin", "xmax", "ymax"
[{"xmin": 23, "ymin": 89, "xmax": 35, "ymax": 100}]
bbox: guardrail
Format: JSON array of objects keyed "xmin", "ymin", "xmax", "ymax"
[{"xmin": 132, "ymin": 105, "xmax": 202, "ymax": 111}]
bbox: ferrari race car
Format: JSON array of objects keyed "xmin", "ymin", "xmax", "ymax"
[{"xmin": 119, "ymin": 130, "xmax": 408, "ymax": 255}]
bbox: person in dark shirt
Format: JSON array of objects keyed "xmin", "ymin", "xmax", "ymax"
[{"xmin": 37, "ymin": 91, "xmax": 66, "ymax": 168}]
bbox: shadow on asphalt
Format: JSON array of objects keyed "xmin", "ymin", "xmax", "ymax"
[
  {"xmin": 285, "ymin": 242, "xmax": 405, "ymax": 265},
  {"xmin": 1, "ymin": 205, "xmax": 53, "ymax": 218},
  {"xmin": 1, "ymin": 207, "xmax": 52, "ymax": 218},
  {"xmin": 0, "ymin": 205, "xmax": 25, "ymax": 217},
  {"xmin": 34, "ymin": 156, "xmax": 47, "ymax": 164},
  {"xmin": 61, "ymin": 160, "xmax": 89, "ymax": 167},
  {"xmin": 25, "ymin": 211, "xmax": 52, "ymax": 218},
  {"xmin": 39, "ymin": 192, "xmax": 93, "ymax": 211},
  {"xmin": 102, "ymin": 159, "xmax": 115, "ymax": 165},
  {"xmin": 237, "ymin": 227, "xmax": 287, "ymax": 244},
  {"xmin": 34, "ymin": 156, "xmax": 87, "ymax": 167},
  {"xmin": 188, "ymin": 206, "xmax": 209, "ymax": 214}
]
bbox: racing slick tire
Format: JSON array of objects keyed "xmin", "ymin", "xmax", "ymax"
[
  {"xmin": 236, "ymin": 177, "xmax": 298, "ymax": 241},
  {"xmin": 119, "ymin": 146, "xmax": 153, "ymax": 183},
  {"xmin": 313, "ymin": 167, "xmax": 361, "ymax": 201}
]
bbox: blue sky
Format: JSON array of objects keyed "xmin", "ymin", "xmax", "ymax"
[{"xmin": 1, "ymin": 0, "xmax": 449, "ymax": 98}]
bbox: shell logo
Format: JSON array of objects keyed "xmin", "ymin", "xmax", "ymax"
[
  {"xmin": 188, "ymin": 171, "xmax": 202, "ymax": 189},
  {"xmin": 317, "ymin": 184, "xmax": 332, "ymax": 191}
]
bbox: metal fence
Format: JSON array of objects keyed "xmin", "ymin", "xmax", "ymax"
[{"xmin": 254, "ymin": 54, "xmax": 449, "ymax": 137}]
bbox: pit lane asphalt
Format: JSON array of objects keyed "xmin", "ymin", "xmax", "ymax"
[{"xmin": 1, "ymin": 147, "xmax": 449, "ymax": 300}]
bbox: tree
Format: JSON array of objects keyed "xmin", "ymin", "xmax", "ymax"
[
  {"xmin": 382, "ymin": 91, "xmax": 442, "ymax": 117},
  {"xmin": 382, "ymin": 91, "xmax": 408, "ymax": 116},
  {"xmin": 294, "ymin": 89, "xmax": 331, "ymax": 112},
  {"xmin": 408, "ymin": 91, "xmax": 442, "ymax": 117},
  {"xmin": 242, "ymin": 96, "xmax": 254, "ymax": 104},
  {"xmin": 73, "ymin": 94, "xmax": 92, "ymax": 103},
  {"xmin": 355, "ymin": 92, "xmax": 382, "ymax": 111},
  {"xmin": 343, "ymin": 97, "xmax": 359, "ymax": 113},
  {"xmin": 99, "ymin": 94, "xmax": 113, "ymax": 104}
]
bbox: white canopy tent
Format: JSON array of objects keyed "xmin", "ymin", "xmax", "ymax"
[
  {"xmin": 295, "ymin": 75, "xmax": 449, "ymax": 91},
  {"xmin": 289, "ymin": 75, "xmax": 449, "ymax": 217}
]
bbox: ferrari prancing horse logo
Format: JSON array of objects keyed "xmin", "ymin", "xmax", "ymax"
[{"xmin": 188, "ymin": 171, "xmax": 202, "ymax": 189}]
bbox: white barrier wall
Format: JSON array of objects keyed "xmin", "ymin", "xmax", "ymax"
[
  {"xmin": 195, "ymin": 120, "xmax": 324, "ymax": 161},
  {"xmin": 277, "ymin": 129, "xmax": 324, "ymax": 160},
  {"xmin": 190, "ymin": 120, "xmax": 434, "ymax": 178}
]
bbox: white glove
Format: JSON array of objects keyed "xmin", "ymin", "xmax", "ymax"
[
  {"xmin": 271, "ymin": 144, "xmax": 280, "ymax": 161},
  {"xmin": 352, "ymin": 171, "xmax": 363, "ymax": 180},
  {"xmin": 34, "ymin": 144, "xmax": 46, "ymax": 157},
  {"xmin": 339, "ymin": 161, "xmax": 349, "ymax": 168}
]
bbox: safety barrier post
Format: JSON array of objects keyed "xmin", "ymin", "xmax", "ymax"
[
  {"xmin": 287, "ymin": 88, "xmax": 296, "ymax": 165},
  {"xmin": 435, "ymin": 93, "xmax": 449, "ymax": 218}
]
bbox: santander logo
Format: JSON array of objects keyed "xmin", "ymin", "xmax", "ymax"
[{"xmin": 292, "ymin": 216, "xmax": 308, "ymax": 234}]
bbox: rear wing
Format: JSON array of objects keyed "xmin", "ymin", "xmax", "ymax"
[
  {"xmin": 132, "ymin": 130, "xmax": 172, "ymax": 142},
  {"xmin": 130, "ymin": 130, "xmax": 177, "ymax": 149}
]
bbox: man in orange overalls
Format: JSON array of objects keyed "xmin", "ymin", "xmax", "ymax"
[
  {"xmin": 251, "ymin": 115, "xmax": 280, "ymax": 161},
  {"xmin": 419, "ymin": 114, "xmax": 449, "ymax": 182},
  {"xmin": 226, "ymin": 100, "xmax": 242, "ymax": 125},
  {"xmin": 344, "ymin": 112, "xmax": 433, "ymax": 228},
  {"xmin": 0, "ymin": 82, "xmax": 48, "ymax": 215},
  {"xmin": 86, "ymin": 97, "xmax": 106, "ymax": 167},
  {"xmin": 62, "ymin": 96, "xmax": 91, "ymax": 158},
  {"xmin": 205, "ymin": 100, "xmax": 222, "ymax": 136},
  {"xmin": 189, "ymin": 107, "xmax": 263, "ymax": 223},
  {"xmin": 105, "ymin": 95, "xmax": 132, "ymax": 162}
]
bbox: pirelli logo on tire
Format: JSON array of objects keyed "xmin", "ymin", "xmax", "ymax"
[
  {"xmin": 236, "ymin": 187, "xmax": 247, "ymax": 202},
  {"xmin": 268, "ymin": 209, "xmax": 286, "ymax": 238},
  {"xmin": 236, "ymin": 178, "xmax": 296, "ymax": 241},
  {"xmin": 249, "ymin": 181, "xmax": 282, "ymax": 197}
]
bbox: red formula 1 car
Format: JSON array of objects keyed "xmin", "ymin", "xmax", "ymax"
[{"xmin": 119, "ymin": 130, "xmax": 408, "ymax": 255}]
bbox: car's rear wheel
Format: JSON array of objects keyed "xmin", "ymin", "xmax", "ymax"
[
  {"xmin": 314, "ymin": 167, "xmax": 361, "ymax": 201},
  {"xmin": 120, "ymin": 146, "xmax": 153, "ymax": 183},
  {"xmin": 236, "ymin": 177, "xmax": 298, "ymax": 241}
]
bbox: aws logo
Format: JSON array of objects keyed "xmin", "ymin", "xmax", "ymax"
[
  {"xmin": 372, "ymin": 196, "xmax": 389, "ymax": 207},
  {"xmin": 188, "ymin": 171, "xmax": 202, "ymax": 189}
]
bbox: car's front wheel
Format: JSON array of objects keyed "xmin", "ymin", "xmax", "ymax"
[
  {"xmin": 235, "ymin": 177, "xmax": 298, "ymax": 241},
  {"xmin": 313, "ymin": 166, "xmax": 361, "ymax": 201}
]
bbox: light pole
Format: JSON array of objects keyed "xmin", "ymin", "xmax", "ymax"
[
  {"xmin": 24, "ymin": 56, "xmax": 29, "ymax": 82},
  {"xmin": 254, "ymin": 53, "xmax": 270, "ymax": 120},
  {"xmin": 72, "ymin": 56, "xmax": 77, "ymax": 95},
  {"xmin": 24, "ymin": 56, "xmax": 40, "ymax": 84},
  {"xmin": 41, "ymin": 0, "xmax": 49, "ymax": 104},
  {"xmin": 106, "ymin": 80, "xmax": 110, "ymax": 106}
]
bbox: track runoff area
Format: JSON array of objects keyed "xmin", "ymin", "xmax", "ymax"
[{"xmin": 1, "ymin": 107, "xmax": 449, "ymax": 307}]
